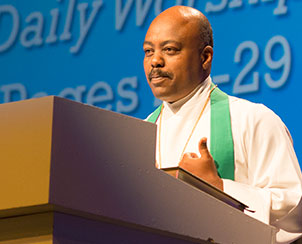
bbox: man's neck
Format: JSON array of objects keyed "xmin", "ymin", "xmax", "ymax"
[{"xmin": 165, "ymin": 76, "xmax": 211, "ymax": 113}]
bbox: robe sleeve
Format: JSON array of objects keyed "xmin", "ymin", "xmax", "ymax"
[{"xmin": 223, "ymin": 103, "xmax": 302, "ymax": 244}]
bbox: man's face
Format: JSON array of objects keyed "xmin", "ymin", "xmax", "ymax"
[{"xmin": 143, "ymin": 17, "xmax": 204, "ymax": 103}]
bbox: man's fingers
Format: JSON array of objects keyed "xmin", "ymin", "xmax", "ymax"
[
  {"xmin": 180, "ymin": 152, "xmax": 198, "ymax": 170},
  {"xmin": 182, "ymin": 152, "xmax": 198, "ymax": 160},
  {"xmin": 189, "ymin": 152, "xmax": 199, "ymax": 158}
]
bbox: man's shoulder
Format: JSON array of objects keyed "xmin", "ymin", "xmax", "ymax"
[
  {"xmin": 228, "ymin": 95, "xmax": 284, "ymax": 127},
  {"xmin": 227, "ymin": 95, "xmax": 294, "ymax": 147}
]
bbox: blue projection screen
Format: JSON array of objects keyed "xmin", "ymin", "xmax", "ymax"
[{"xmin": 0, "ymin": 0, "xmax": 302, "ymax": 167}]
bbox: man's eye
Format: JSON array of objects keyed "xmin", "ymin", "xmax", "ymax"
[
  {"xmin": 144, "ymin": 49, "xmax": 153, "ymax": 56},
  {"xmin": 164, "ymin": 47, "xmax": 178, "ymax": 54}
]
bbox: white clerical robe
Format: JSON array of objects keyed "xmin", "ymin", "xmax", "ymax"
[{"xmin": 153, "ymin": 76, "xmax": 302, "ymax": 244}]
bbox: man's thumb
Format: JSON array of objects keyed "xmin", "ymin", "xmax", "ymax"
[{"xmin": 199, "ymin": 137, "xmax": 210, "ymax": 155}]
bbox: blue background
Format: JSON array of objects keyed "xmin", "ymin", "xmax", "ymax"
[{"xmin": 1, "ymin": 0, "xmax": 302, "ymax": 167}]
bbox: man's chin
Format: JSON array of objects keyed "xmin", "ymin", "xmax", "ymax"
[
  {"xmin": 150, "ymin": 86, "xmax": 178, "ymax": 103},
  {"xmin": 153, "ymin": 90, "xmax": 190, "ymax": 103},
  {"xmin": 153, "ymin": 93, "xmax": 176, "ymax": 103}
]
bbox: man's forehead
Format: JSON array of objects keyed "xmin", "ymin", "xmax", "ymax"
[
  {"xmin": 148, "ymin": 14, "xmax": 189, "ymax": 33},
  {"xmin": 144, "ymin": 19, "xmax": 197, "ymax": 45}
]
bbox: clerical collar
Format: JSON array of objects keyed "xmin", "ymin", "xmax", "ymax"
[{"xmin": 164, "ymin": 76, "xmax": 211, "ymax": 114}]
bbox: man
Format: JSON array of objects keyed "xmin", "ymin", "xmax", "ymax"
[{"xmin": 143, "ymin": 6, "xmax": 302, "ymax": 244}]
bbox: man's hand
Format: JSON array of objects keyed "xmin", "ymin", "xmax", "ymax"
[{"xmin": 179, "ymin": 137, "xmax": 224, "ymax": 191}]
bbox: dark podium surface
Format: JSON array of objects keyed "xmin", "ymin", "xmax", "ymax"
[{"xmin": 0, "ymin": 96, "xmax": 276, "ymax": 243}]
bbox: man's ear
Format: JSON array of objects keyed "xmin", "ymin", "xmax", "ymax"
[{"xmin": 201, "ymin": 46, "xmax": 213, "ymax": 71}]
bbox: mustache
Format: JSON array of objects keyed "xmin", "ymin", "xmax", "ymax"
[{"xmin": 148, "ymin": 69, "xmax": 173, "ymax": 81}]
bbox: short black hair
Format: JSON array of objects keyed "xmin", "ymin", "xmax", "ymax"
[{"xmin": 199, "ymin": 17, "xmax": 214, "ymax": 48}]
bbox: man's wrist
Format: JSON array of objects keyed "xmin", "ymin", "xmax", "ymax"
[{"xmin": 209, "ymin": 177, "xmax": 224, "ymax": 191}]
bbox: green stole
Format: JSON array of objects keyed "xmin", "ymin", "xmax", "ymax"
[{"xmin": 146, "ymin": 84, "xmax": 234, "ymax": 180}]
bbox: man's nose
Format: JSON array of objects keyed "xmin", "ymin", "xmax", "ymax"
[{"xmin": 151, "ymin": 52, "xmax": 164, "ymax": 68}]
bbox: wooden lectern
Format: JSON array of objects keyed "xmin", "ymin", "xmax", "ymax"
[{"xmin": 0, "ymin": 96, "xmax": 276, "ymax": 244}]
